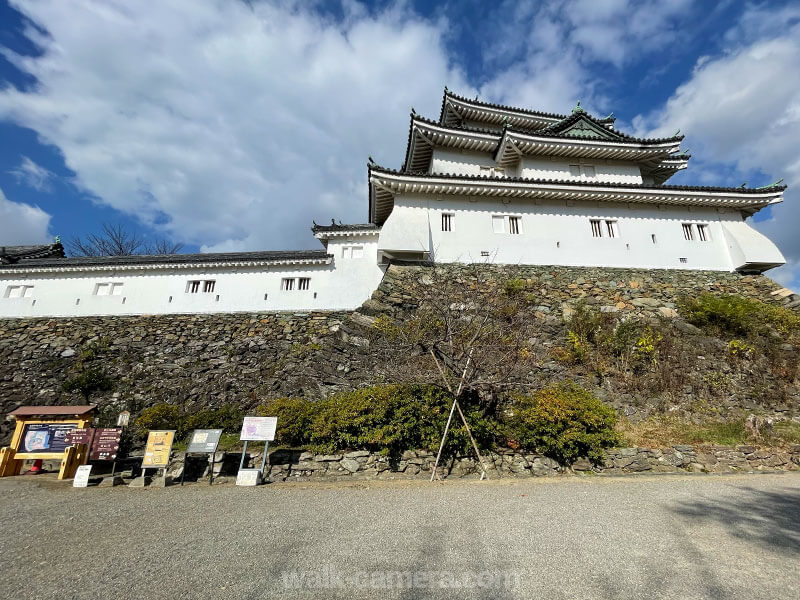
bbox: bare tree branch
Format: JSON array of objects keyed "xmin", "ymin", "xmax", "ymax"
[{"xmin": 67, "ymin": 222, "xmax": 183, "ymax": 257}]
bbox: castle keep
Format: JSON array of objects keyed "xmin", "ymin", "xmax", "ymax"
[{"xmin": 0, "ymin": 89, "xmax": 787, "ymax": 318}]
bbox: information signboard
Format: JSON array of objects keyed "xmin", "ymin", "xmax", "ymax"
[
  {"xmin": 142, "ymin": 430, "xmax": 175, "ymax": 468},
  {"xmin": 236, "ymin": 468, "xmax": 261, "ymax": 486},
  {"xmin": 239, "ymin": 417, "xmax": 277, "ymax": 441},
  {"xmin": 186, "ymin": 429, "xmax": 223, "ymax": 454},
  {"xmin": 73, "ymin": 464, "xmax": 92, "ymax": 488},
  {"xmin": 64, "ymin": 428, "xmax": 94, "ymax": 446},
  {"xmin": 90, "ymin": 428, "xmax": 123, "ymax": 461},
  {"xmin": 19, "ymin": 423, "xmax": 78, "ymax": 453}
]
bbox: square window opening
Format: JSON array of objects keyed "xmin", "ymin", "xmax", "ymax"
[
  {"xmin": 281, "ymin": 278, "xmax": 295, "ymax": 291},
  {"xmin": 298, "ymin": 278, "xmax": 310, "ymax": 291}
]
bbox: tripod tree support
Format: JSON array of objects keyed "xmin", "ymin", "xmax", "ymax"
[{"xmin": 429, "ymin": 350, "xmax": 489, "ymax": 482}]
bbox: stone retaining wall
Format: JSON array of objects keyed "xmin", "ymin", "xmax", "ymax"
[
  {"xmin": 1, "ymin": 265, "xmax": 797, "ymax": 444},
  {"xmin": 165, "ymin": 444, "xmax": 800, "ymax": 483}
]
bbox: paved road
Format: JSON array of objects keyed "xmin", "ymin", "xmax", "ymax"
[{"xmin": 0, "ymin": 472, "xmax": 798, "ymax": 599}]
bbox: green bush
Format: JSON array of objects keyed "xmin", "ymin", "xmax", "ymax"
[
  {"xmin": 184, "ymin": 405, "xmax": 245, "ymax": 434},
  {"xmin": 678, "ymin": 293, "xmax": 800, "ymax": 341},
  {"xmin": 62, "ymin": 365, "xmax": 114, "ymax": 399},
  {"xmin": 307, "ymin": 385, "xmax": 497, "ymax": 459},
  {"xmin": 507, "ymin": 382, "xmax": 620, "ymax": 465},
  {"xmin": 256, "ymin": 397, "xmax": 317, "ymax": 447},
  {"xmin": 134, "ymin": 403, "xmax": 183, "ymax": 437}
]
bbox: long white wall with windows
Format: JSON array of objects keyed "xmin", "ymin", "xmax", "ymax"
[
  {"xmin": 0, "ymin": 235, "xmax": 384, "ymax": 318},
  {"xmin": 378, "ymin": 194, "xmax": 783, "ymax": 272}
]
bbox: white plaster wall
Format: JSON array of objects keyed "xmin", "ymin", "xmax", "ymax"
[
  {"xmin": 0, "ymin": 235, "xmax": 384, "ymax": 318},
  {"xmin": 519, "ymin": 158, "xmax": 643, "ymax": 184},
  {"xmin": 391, "ymin": 193, "xmax": 773, "ymax": 272},
  {"xmin": 430, "ymin": 149, "xmax": 645, "ymax": 184},
  {"xmin": 430, "ymin": 149, "xmax": 501, "ymax": 176}
]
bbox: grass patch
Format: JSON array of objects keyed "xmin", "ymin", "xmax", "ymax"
[{"xmin": 618, "ymin": 416, "xmax": 749, "ymax": 447}]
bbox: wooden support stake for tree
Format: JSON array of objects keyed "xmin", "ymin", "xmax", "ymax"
[{"xmin": 429, "ymin": 349, "xmax": 487, "ymax": 481}]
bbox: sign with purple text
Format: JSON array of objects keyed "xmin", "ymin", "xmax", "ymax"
[{"xmin": 239, "ymin": 417, "xmax": 277, "ymax": 442}]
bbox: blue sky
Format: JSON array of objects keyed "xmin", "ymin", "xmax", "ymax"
[{"xmin": 1, "ymin": 0, "xmax": 799, "ymax": 284}]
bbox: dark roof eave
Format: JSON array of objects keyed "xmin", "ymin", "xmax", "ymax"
[
  {"xmin": 439, "ymin": 89, "xmax": 616, "ymax": 125},
  {"xmin": 369, "ymin": 164, "xmax": 788, "ymax": 195},
  {"xmin": 0, "ymin": 250, "xmax": 332, "ymax": 271}
]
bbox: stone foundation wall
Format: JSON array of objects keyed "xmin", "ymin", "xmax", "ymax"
[
  {"xmin": 164, "ymin": 444, "xmax": 800, "ymax": 483},
  {"xmin": 1, "ymin": 265, "xmax": 797, "ymax": 444}
]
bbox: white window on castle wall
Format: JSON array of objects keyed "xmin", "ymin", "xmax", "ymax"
[
  {"xmin": 480, "ymin": 165, "xmax": 505, "ymax": 178},
  {"xmin": 697, "ymin": 224, "xmax": 709, "ymax": 242},
  {"xmin": 682, "ymin": 223, "xmax": 695, "ymax": 241},
  {"xmin": 606, "ymin": 220, "xmax": 619, "ymax": 238},
  {"xmin": 4, "ymin": 285, "xmax": 33, "ymax": 298},
  {"xmin": 94, "ymin": 282, "xmax": 123, "ymax": 296},
  {"xmin": 590, "ymin": 219, "xmax": 603, "ymax": 237},
  {"xmin": 492, "ymin": 215, "xmax": 505, "ymax": 234},
  {"xmin": 281, "ymin": 278, "xmax": 295, "ymax": 291},
  {"xmin": 442, "ymin": 213, "xmax": 453, "ymax": 232},
  {"xmin": 298, "ymin": 278, "xmax": 310, "ymax": 291},
  {"xmin": 509, "ymin": 216, "xmax": 522, "ymax": 235},
  {"xmin": 570, "ymin": 164, "xmax": 597, "ymax": 180},
  {"xmin": 341, "ymin": 246, "xmax": 364, "ymax": 259},
  {"xmin": 186, "ymin": 280, "xmax": 215, "ymax": 294}
]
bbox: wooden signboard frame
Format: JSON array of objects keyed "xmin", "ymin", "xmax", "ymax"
[{"xmin": 0, "ymin": 406, "xmax": 95, "ymax": 480}]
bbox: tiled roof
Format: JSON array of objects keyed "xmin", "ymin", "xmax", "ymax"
[
  {"xmin": 371, "ymin": 164, "xmax": 787, "ymax": 195},
  {"xmin": 311, "ymin": 222, "xmax": 381, "ymax": 234},
  {"xmin": 440, "ymin": 89, "xmax": 616, "ymax": 125},
  {"xmin": 0, "ymin": 242, "xmax": 65, "ymax": 264},
  {"xmin": 0, "ymin": 249, "xmax": 331, "ymax": 270},
  {"xmin": 533, "ymin": 112, "xmax": 683, "ymax": 144},
  {"xmin": 402, "ymin": 114, "xmax": 682, "ymax": 172}
]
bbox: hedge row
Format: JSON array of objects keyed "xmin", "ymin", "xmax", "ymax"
[{"xmin": 135, "ymin": 383, "xmax": 620, "ymax": 464}]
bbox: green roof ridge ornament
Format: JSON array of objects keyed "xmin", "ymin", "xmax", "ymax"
[
  {"xmin": 756, "ymin": 178, "xmax": 784, "ymax": 189},
  {"xmin": 444, "ymin": 85, "xmax": 449, "ymax": 92},
  {"xmin": 368, "ymin": 155, "xmax": 376, "ymax": 165},
  {"xmin": 54, "ymin": 235, "xmax": 61, "ymax": 244},
  {"xmin": 740, "ymin": 182, "xmax": 747, "ymax": 188},
  {"xmin": 572, "ymin": 101, "xmax": 586, "ymax": 114},
  {"xmin": 411, "ymin": 107, "xmax": 417, "ymax": 116},
  {"xmin": 605, "ymin": 112, "xmax": 614, "ymax": 120},
  {"xmin": 673, "ymin": 129, "xmax": 681, "ymax": 137}
]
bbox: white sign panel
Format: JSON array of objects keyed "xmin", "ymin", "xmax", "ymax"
[
  {"xmin": 73, "ymin": 464, "xmax": 92, "ymax": 488},
  {"xmin": 236, "ymin": 468, "xmax": 261, "ymax": 486},
  {"xmin": 239, "ymin": 416, "xmax": 277, "ymax": 441}
]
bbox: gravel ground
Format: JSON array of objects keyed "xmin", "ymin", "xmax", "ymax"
[{"xmin": 0, "ymin": 472, "xmax": 798, "ymax": 599}]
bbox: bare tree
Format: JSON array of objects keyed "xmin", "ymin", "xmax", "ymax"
[
  {"xmin": 67, "ymin": 223, "xmax": 183, "ymax": 257},
  {"xmin": 366, "ymin": 262, "xmax": 543, "ymax": 479}
]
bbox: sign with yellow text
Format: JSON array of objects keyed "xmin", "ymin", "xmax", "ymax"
[{"xmin": 142, "ymin": 430, "xmax": 175, "ymax": 468}]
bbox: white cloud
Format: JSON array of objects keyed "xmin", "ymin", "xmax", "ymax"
[
  {"xmin": 0, "ymin": 187, "xmax": 51, "ymax": 245},
  {"xmin": 634, "ymin": 5, "xmax": 800, "ymax": 288},
  {"xmin": 0, "ymin": 0, "xmax": 472, "ymax": 252},
  {"xmin": 9, "ymin": 156, "xmax": 55, "ymax": 192}
]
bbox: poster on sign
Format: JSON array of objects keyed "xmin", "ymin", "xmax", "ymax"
[
  {"xmin": 142, "ymin": 430, "xmax": 175, "ymax": 467},
  {"xmin": 73, "ymin": 465, "xmax": 92, "ymax": 488},
  {"xmin": 19, "ymin": 423, "xmax": 78, "ymax": 453},
  {"xmin": 186, "ymin": 429, "xmax": 223, "ymax": 454},
  {"xmin": 239, "ymin": 417, "xmax": 277, "ymax": 441},
  {"xmin": 90, "ymin": 428, "xmax": 123, "ymax": 461}
]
